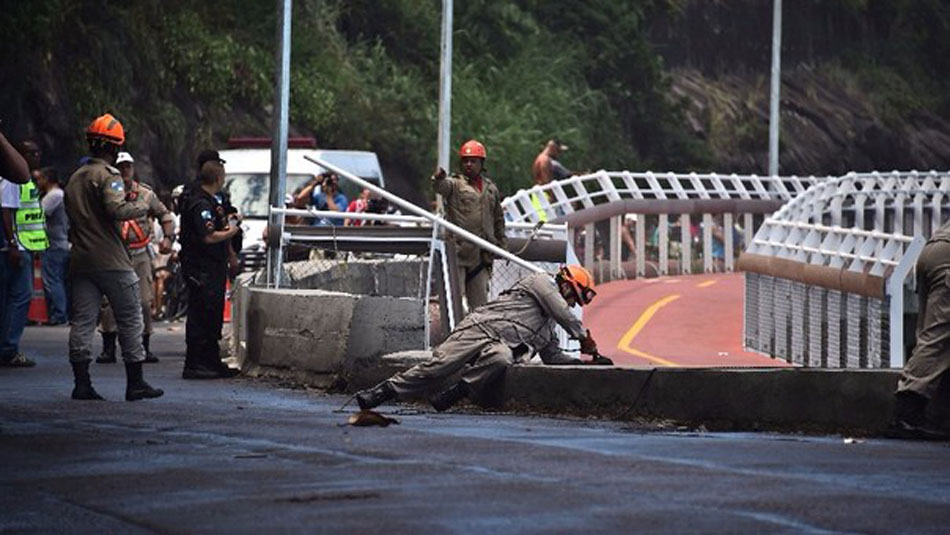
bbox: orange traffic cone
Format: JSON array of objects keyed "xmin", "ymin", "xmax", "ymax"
[
  {"xmin": 27, "ymin": 255, "xmax": 49, "ymax": 325},
  {"xmin": 223, "ymin": 278, "xmax": 232, "ymax": 323}
]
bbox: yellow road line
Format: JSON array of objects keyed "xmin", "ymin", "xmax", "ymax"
[
  {"xmin": 616, "ymin": 294, "xmax": 681, "ymax": 367},
  {"xmin": 697, "ymin": 280, "xmax": 718, "ymax": 288},
  {"xmin": 624, "ymin": 347, "xmax": 679, "ymax": 367}
]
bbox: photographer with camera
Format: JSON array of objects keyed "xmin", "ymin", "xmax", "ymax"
[{"xmin": 294, "ymin": 172, "xmax": 348, "ymax": 227}]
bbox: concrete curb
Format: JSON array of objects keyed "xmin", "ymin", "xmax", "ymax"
[
  {"xmin": 501, "ymin": 365, "xmax": 901, "ymax": 434},
  {"xmin": 335, "ymin": 349, "xmax": 907, "ymax": 435}
]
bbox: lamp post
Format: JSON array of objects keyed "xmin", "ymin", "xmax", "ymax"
[
  {"xmin": 768, "ymin": 0, "xmax": 783, "ymax": 178},
  {"xmin": 436, "ymin": 0, "xmax": 453, "ymax": 212},
  {"xmin": 267, "ymin": 0, "xmax": 292, "ymax": 286}
]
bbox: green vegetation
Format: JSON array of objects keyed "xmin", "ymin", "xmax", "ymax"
[{"xmin": 0, "ymin": 0, "xmax": 948, "ymax": 195}]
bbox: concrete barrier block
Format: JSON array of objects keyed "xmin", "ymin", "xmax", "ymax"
[
  {"xmin": 252, "ymin": 289, "xmax": 357, "ymax": 372},
  {"xmin": 284, "ymin": 258, "xmax": 425, "ymax": 298},
  {"xmin": 242, "ymin": 286, "xmax": 425, "ymax": 378},
  {"xmin": 345, "ymin": 297, "xmax": 426, "ymax": 369}
]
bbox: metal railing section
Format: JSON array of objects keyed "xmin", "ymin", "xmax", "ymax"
[
  {"xmin": 502, "ymin": 171, "xmax": 829, "ymax": 281},
  {"xmin": 741, "ymin": 170, "xmax": 950, "ymax": 369},
  {"xmin": 502, "ymin": 170, "xmax": 825, "ymax": 225}
]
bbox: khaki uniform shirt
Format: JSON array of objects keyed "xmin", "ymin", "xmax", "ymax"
[
  {"xmin": 65, "ymin": 158, "xmax": 149, "ymax": 273},
  {"xmin": 459, "ymin": 272, "xmax": 584, "ymax": 364},
  {"xmin": 433, "ymin": 173, "xmax": 507, "ymax": 267},
  {"xmin": 123, "ymin": 181, "xmax": 173, "ymax": 254},
  {"xmin": 929, "ymin": 220, "xmax": 950, "ymax": 243}
]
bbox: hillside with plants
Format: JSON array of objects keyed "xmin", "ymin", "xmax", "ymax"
[{"xmin": 1, "ymin": 0, "xmax": 948, "ymax": 203}]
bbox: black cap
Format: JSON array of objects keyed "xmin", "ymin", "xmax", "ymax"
[{"xmin": 196, "ymin": 149, "xmax": 226, "ymax": 169}]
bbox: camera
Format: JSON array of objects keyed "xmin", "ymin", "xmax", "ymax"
[{"xmin": 366, "ymin": 196, "xmax": 389, "ymax": 215}]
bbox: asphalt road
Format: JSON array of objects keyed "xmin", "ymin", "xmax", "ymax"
[
  {"xmin": 587, "ymin": 273, "xmax": 782, "ymax": 367},
  {"xmin": 2, "ymin": 323, "xmax": 948, "ymax": 534}
]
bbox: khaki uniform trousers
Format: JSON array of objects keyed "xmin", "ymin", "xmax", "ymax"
[
  {"xmin": 898, "ymin": 240, "xmax": 950, "ymax": 398},
  {"xmin": 101, "ymin": 251, "xmax": 153, "ymax": 336},
  {"xmin": 459, "ymin": 264, "xmax": 490, "ymax": 311},
  {"xmin": 388, "ymin": 323, "xmax": 512, "ymax": 400}
]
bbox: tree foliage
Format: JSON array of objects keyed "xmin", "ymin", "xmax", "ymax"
[{"xmin": 0, "ymin": 0, "xmax": 948, "ymax": 196}]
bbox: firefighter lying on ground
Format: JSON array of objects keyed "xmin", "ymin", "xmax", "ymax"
[{"xmin": 355, "ymin": 265, "xmax": 604, "ymax": 412}]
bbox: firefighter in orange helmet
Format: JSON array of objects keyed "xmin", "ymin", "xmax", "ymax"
[
  {"xmin": 431, "ymin": 140, "xmax": 507, "ymax": 312},
  {"xmin": 96, "ymin": 151, "xmax": 176, "ymax": 365},
  {"xmin": 64, "ymin": 113, "xmax": 163, "ymax": 401},
  {"xmin": 355, "ymin": 264, "xmax": 609, "ymax": 413}
]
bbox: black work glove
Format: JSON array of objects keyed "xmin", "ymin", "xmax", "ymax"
[
  {"xmin": 585, "ymin": 354, "xmax": 614, "ymax": 366},
  {"xmin": 579, "ymin": 329, "xmax": 598, "ymax": 355}
]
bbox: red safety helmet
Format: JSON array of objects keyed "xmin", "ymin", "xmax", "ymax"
[
  {"xmin": 459, "ymin": 139, "xmax": 486, "ymax": 159},
  {"xmin": 86, "ymin": 113, "xmax": 125, "ymax": 146},
  {"xmin": 557, "ymin": 264, "xmax": 596, "ymax": 306}
]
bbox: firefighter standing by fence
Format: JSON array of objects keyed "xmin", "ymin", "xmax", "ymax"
[
  {"xmin": 64, "ymin": 113, "xmax": 163, "ymax": 401},
  {"xmin": 433, "ymin": 140, "xmax": 507, "ymax": 311},
  {"xmin": 96, "ymin": 151, "xmax": 174, "ymax": 365}
]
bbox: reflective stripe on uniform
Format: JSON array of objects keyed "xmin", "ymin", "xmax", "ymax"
[{"xmin": 121, "ymin": 219, "xmax": 150, "ymax": 249}]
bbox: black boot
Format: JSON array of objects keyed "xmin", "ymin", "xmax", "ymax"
[
  {"xmin": 215, "ymin": 361, "xmax": 241, "ymax": 378},
  {"xmin": 125, "ymin": 361, "xmax": 164, "ymax": 401},
  {"xmin": 71, "ymin": 361, "xmax": 105, "ymax": 400},
  {"xmin": 355, "ymin": 381, "xmax": 396, "ymax": 410},
  {"xmin": 429, "ymin": 381, "xmax": 469, "ymax": 412},
  {"xmin": 886, "ymin": 391, "xmax": 949, "ymax": 440},
  {"xmin": 143, "ymin": 334, "xmax": 159, "ymax": 363},
  {"xmin": 95, "ymin": 332, "xmax": 117, "ymax": 363}
]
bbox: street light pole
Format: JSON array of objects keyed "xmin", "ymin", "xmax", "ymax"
[
  {"xmin": 436, "ymin": 0, "xmax": 453, "ymax": 212},
  {"xmin": 768, "ymin": 0, "xmax": 783, "ymax": 178},
  {"xmin": 267, "ymin": 0, "xmax": 292, "ymax": 287}
]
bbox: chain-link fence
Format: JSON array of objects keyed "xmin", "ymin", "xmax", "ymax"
[{"xmin": 489, "ymin": 222, "xmax": 580, "ymax": 355}]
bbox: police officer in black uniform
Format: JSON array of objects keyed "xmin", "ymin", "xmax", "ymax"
[{"xmin": 179, "ymin": 150, "xmax": 241, "ymax": 379}]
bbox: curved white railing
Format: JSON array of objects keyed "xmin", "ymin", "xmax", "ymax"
[
  {"xmin": 502, "ymin": 170, "xmax": 826, "ymax": 224},
  {"xmin": 502, "ymin": 171, "xmax": 831, "ymax": 279},
  {"xmin": 743, "ymin": 170, "xmax": 950, "ymax": 369}
]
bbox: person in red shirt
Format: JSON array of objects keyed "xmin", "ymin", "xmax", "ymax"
[{"xmin": 344, "ymin": 188, "xmax": 371, "ymax": 227}]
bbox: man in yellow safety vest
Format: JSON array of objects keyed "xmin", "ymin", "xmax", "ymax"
[{"xmin": 0, "ymin": 140, "xmax": 48, "ymax": 367}]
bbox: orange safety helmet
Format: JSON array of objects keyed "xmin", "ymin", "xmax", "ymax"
[
  {"xmin": 459, "ymin": 139, "xmax": 486, "ymax": 159},
  {"xmin": 86, "ymin": 113, "xmax": 125, "ymax": 146},
  {"xmin": 557, "ymin": 264, "xmax": 596, "ymax": 306}
]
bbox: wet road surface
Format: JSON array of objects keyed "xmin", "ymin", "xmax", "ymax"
[{"xmin": 1, "ymin": 323, "xmax": 948, "ymax": 533}]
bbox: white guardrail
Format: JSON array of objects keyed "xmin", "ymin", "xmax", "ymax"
[
  {"xmin": 742, "ymin": 170, "xmax": 950, "ymax": 368},
  {"xmin": 502, "ymin": 171, "xmax": 830, "ymax": 280},
  {"xmin": 503, "ymin": 171, "xmax": 821, "ymax": 223}
]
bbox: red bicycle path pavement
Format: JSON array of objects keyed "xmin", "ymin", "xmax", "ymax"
[{"xmin": 584, "ymin": 272, "xmax": 790, "ymax": 368}]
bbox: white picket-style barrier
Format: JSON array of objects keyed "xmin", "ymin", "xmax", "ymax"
[{"xmin": 741, "ymin": 170, "xmax": 950, "ymax": 368}]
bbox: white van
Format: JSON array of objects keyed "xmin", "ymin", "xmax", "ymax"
[{"xmin": 218, "ymin": 138, "xmax": 386, "ymax": 270}]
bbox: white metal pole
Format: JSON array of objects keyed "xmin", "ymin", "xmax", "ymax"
[
  {"xmin": 267, "ymin": 0, "xmax": 292, "ymax": 288},
  {"xmin": 768, "ymin": 0, "xmax": 783, "ymax": 178},
  {"xmin": 305, "ymin": 155, "xmax": 544, "ymax": 274},
  {"xmin": 436, "ymin": 0, "xmax": 453, "ymax": 212}
]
